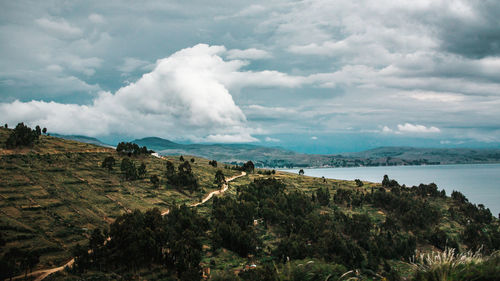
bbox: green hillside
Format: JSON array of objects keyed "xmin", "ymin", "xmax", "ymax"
[
  {"xmin": 1, "ymin": 127, "xmax": 499, "ymax": 280},
  {"xmin": 0, "ymin": 127, "xmax": 240, "ymax": 271}
]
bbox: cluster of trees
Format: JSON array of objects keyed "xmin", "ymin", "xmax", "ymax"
[
  {"xmin": 0, "ymin": 246, "xmax": 40, "ymax": 280},
  {"xmin": 72, "ymin": 206, "xmax": 208, "ymax": 280},
  {"xmin": 116, "ymin": 142, "xmax": 153, "ymax": 156},
  {"xmin": 5, "ymin": 122, "xmax": 46, "ymax": 148},
  {"xmin": 448, "ymin": 190, "xmax": 500, "ymax": 252},
  {"xmin": 312, "ymin": 187, "xmax": 330, "ymax": 206},
  {"xmin": 228, "ymin": 161, "xmax": 255, "ymax": 173},
  {"xmin": 120, "ymin": 158, "xmax": 146, "ymax": 180},
  {"xmin": 256, "ymin": 169, "xmax": 276, "ymax": 175},
  {"xmin": 210, "ymin": 178, "xmax": 413, "ymax": 273},
  {"xmin": 209, "ymin": 160, "xmax": 218, "ymax": 167},
  {"xmin": 210, "ymin": 176, "xmax": 500, "ymax": 279},
  {"xmin": 240, "ymin": 161, "xmax": 255, "ymax": 173},
  {"xmin": 166, "ymin": 161, "xmax": 199, "ymax": 192}
]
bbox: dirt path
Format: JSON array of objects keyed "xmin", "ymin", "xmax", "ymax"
[
  {"xmin": 161, "ymin": 171, "xmax": 246, "ymax": 215},
  {"xmin": 11, "ymin": 170, "xmax": 246, "ymax": 281}
]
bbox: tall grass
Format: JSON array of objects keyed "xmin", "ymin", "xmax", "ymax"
[{"xmin": 409, "ymin": 247, "xmax": 496, "ymax": 281}]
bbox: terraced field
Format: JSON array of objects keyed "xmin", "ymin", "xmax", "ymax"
[{"xmin": 0, "ymin": 127, "xmax": 241, "ymax": 269}]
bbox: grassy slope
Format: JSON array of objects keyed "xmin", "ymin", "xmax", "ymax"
[
  {"xmin": 0, "ymin": 127, "xmax": 480, "ymax": 279},
  {"xmin": 0, "ymin": 127, "xmax": 240, "ymax": 269}
]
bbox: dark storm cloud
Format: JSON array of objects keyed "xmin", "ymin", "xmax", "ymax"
[
  {"xmin": 1, "ymin": 0, "xmax": 500, "ymax": 150},
  {"xmin": 434, "ymin": 1, "xmax": 500, "ymax": 59}
]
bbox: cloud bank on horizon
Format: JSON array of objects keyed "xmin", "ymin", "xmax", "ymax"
[{"xmin": 1, "ymin": 0, "xmax": 500, "ymax": 151}]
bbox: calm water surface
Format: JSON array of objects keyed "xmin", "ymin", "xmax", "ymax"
[{"xmin": 281, "ymin": 164, "xmax": 500, "ymax": 216}]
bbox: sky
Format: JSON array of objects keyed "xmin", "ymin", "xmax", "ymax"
[{"xmin": 1, "ymin": 0, "xmax": 500, "ymax": 153}]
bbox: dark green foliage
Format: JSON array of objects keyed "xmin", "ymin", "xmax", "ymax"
[
  {"xmin": 42, "ymin": 127, "xmax": 47, "ymax": 134},
  {"xmin": 101, "ymin": 156, "xmax": 115, "ymax": 172},
  {"xmin": 242, "ymin": 161, "xmax": 255, "ymax": 173},
  {"xmin": 314, "ymin": 187, "xmax": 330, "ymax": 206},
  {"xmin": 116, "ymin": 142, "xmax": 152, "ymax": 156},
  {"xmin": 382, "ymin": 174, "xmax": 399, "ymax": 188},
  {"xmin": 150, "ymin": 175, "xmax": 160, "ymax": 188},
  {"xmin": 35, "ymin": 125, "xmax": 41, "ymax": 136},
  {"xmin": 73, "ymin": 207, "xmax": 207, "ymax": 280},
  {"xmin": 334, "ymin": 188, "xmax": 352, "ymax": 205},
  {"xmin": 138, "ymin": 162, "xmax": 147, "ymax": 178},
  {"xmin": 298, "ymin": 169, "xmax": 304, "ymax": 175},
  {"xmin": 355, "ymin": 179, "xmax": 363, "ymax": 187},
  {"xmin": 209, "ymin": 160, "xmax": 218, "ymax": 167},
  {"xmin": 214, "ymin": 169, "xmax": 226, "ymax": 188},
  {"xmin": 368, "ymin": 186, "xmax": 441, "ymax": 231},
  {"xmin": 120, "ymin": 158, "xmax": 138, "ymax": 180},
  {"xmin": 212, "ymin": 196, "xmax": 260, "ymax": 257},
  {"xmin": 190, "ymin": 158, "xmax": 195, "ymax": 163},
  {"xmin": 0, "ymin": 247, "xmax": 40, "ymax": 280},
  {"xmin": 5, "ymin": 122, "xmax": 40, "ymax": 148},
  {"xmin": 166, "ymin": 161, "xmax": 199, "ymax": 192},
  {"xmin": 179, "ymin": 155, "xmax": 184, "ymax": 161},
  {"xmin": 166, "ymin": 161, "xmax": 175, "ymax": 178}
]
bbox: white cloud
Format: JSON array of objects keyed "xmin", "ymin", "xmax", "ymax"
[
  {"xmin": 380, "ymin": 123, "xmax": 441, "ymax": 134},
  {"xmin": 265, "ymin": 136, "xmax": 280, "ymax": 142},
  {"xmin": 288, "ymin": 41, "xmax": 349, "ymax": 56},
  {"xmin": 117, "ymin": 57, "xmax": 154, "ymax": 73},
  {"xmin": 382, "ymin": 126, "xmax": 393, "ymax": 133},
  {"xmin": 0, "ymin": 44, "xmax": 302, "ymax": 143},
  {"xmin": 406, "ymin": 91, "xmax": 465, "ymax": 103},
  {"xmin": 88, "ymin": 13, "xmax": 105, "ymax": 24},
  {"xmin": 204, "ymin": 133, "xmax": 258, "ymax": 143},
  {"xmin": 397, "ymin": 123, "xmax": 441, "ymax": 133},
  {"xmin": 35, "ymin": 18, "xmax": 82, "ymax": 39},
  {"xmin": 226, "ymin": 48, "xmax": 271, "ymax": 60}
]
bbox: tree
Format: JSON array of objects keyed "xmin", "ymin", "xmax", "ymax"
[
  {"xmin": 42, "ymin": 127, "xmax": 47, "ymax": 134},
  {"xmin": 150, "ymin": 175, "xmax": 160, "ymax": 188},
  {"xmin": 5, "ymin": 122, "xmax": 39, "ymax": 148},
  {"xmin": 214, "ymin": 170, "xmax": 226, "ymax": 189},
  {"xmin": 355, "ymin": 179, "xmax": 364, "ymax": 187},
  {"xmin": 190, "ymin": 158, "xmax": 195, "ymax": 163},
  {"xmin": 27, "ymin": 252, "xmax": 39, "ymax": 276},
  {"xmin": 166, "ymin": 161, "xmax": 176, "ymax": 178},
  {"xmin": 315, "ymin": 187, "xmax": 330, "ymax": 206},
  {"xmin": 298, "ymin": 169, "xmax": 304, "ymax": 175},
  {"xmin": 116, "ymin": 142, "xmax": 151, "ymax": 156},
  {"xmin": 242, "ymin": 161, "xmax": 255, "ymax": 173},
  {"xmin": 138, "ymin": 162, "xmax": 147, "ymax": 178},
  {"xmin": 209, "ymin": 160, "xmax": 217, "ymax": 167},
  {"xmin": 101, "ymin": 156, "xmax": 115, "ymax": 172},
  {"xmin": 3, "ymin": 124, "xmax": 7, "ymax": 128},
  {"xmin": 120, "ymin": 158, "xmax": 138, "ymax": 180},
  {"xmin": 35, "ymin": 125, "xmax": 41, "ymax": 136},
  {"xmin": 179, "ymin": 155, "xmax": 185, "ymax": 161}
]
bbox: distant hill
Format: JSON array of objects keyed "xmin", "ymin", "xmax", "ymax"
[
  {"xmin": 343, "ymin": 146, "xmax": 500, "ymax": 165},
  {"xmin": 51, "ymin": 133, "xmax": 113, "ymax": 148},
  {"xmin": 132, "ymin": 137, "xmax": 299, "ymax": 165},
  {"xmin": 132, "ymin": 137, "xmax": 500, "ymax": 168}
]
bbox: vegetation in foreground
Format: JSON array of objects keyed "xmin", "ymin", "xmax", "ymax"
[{"xmin": 0, "ymin": 124, "xmax": 499, "ymax": 280}]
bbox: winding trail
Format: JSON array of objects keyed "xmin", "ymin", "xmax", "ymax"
[{"xmin": 11, "ymin": 170, "xmax": 246, "ymax": 281}]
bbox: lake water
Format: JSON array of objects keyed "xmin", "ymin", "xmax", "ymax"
[{"xmin": 281, "ymin": 164, "xmax": 500, "ymax": 216}]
